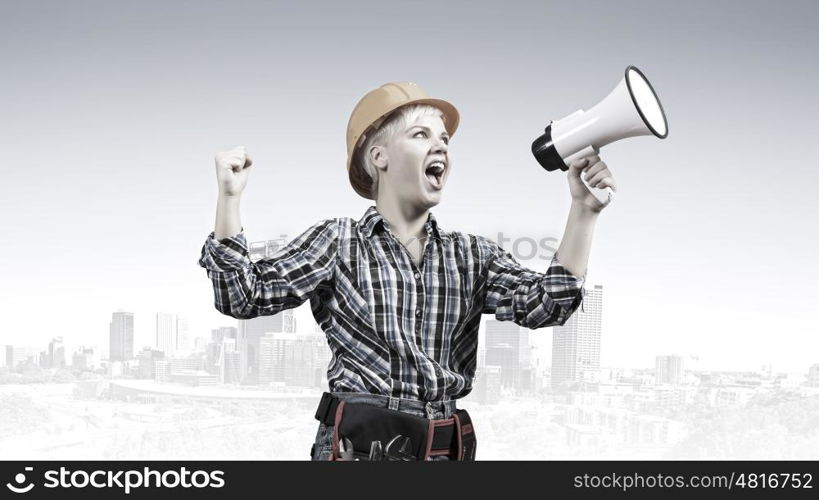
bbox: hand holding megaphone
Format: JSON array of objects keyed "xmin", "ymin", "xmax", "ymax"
[
  {"xmin": 532, "ymin": 65, "xmax": 668, "ymax": 209},
  {"xmin": 568, "ymin": 153, "xmax": 617, "ymax": 212}
]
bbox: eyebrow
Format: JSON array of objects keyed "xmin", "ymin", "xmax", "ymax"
[{"xmin": 409, "ymin": 125, "xmax": 449, "ymax": 138}]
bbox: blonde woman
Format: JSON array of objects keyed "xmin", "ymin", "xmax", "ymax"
[{"xmin": 199, "ymin": 82, "xmax": 615, "ymax": 460}]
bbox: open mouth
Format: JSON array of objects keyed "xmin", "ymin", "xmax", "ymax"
[{"xmin": 425, "ymin": 161, "xmax": 445, "ymax": 189}]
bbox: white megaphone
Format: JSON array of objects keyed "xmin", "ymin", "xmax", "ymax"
[{"xmin": 532, "ymin": 65, "xmax": 668, "ymax": 207}]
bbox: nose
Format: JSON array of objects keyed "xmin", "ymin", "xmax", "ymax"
[{"xmin": 431, "ymin": 137, "xmax": 448, "ymax": 155}]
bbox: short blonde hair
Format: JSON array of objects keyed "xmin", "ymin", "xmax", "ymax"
[{"xmin": 354, "ymin": 104, "xmax": 444, "ymax": 199}]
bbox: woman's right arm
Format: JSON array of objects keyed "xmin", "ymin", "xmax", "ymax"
[
  {"xmin": 199, "ymin": 218, "xmax": 339, "ymax": 319},
  {"xmin": 200, "ymin": 146, "xmax": 338, "ymax": 319},
  {"xmin": 214, "ymin": 146, "xmax": 252, "ymax": 240}
]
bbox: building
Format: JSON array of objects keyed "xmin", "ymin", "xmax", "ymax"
[
  {"xmin": 206, "ymin": 337, "xmax": 242, "ymax": 384},
  {"xmin": 211, "ymin": 326, "xmax": 238, "ymax": 343},
  {"xmin": 472, "ymin": 365, "xmax": 502, "ymax": 404},
  {"xmin": 655, "ymin": 355, "xmax": 684, "ymax": 385},
  {"xmin": 154, "ymin": 360, "xmax": 170, "ymax": 381},
  {"xmin": 287, "ymin": 335, "xmax": 329, "ymax": 387},
  {"xmin": 551, "ymin": 285, "xmax": 603, "ymax": 393},
  {"xmin": 156, "ymin": 312, "xmax": 177, "ymax": 355},
  {"xmin": 238, "ymin": 309, "xmax": 295, "ymax": 383},
  {"xmin": 258, "ymin": 332, "xmax": 293, "ymax": 384},
  {"xmin": 155, "ymin": 312, "xmax": 192, "ymax": 355},
  {"xmin": 72, "ymin": 346, "xmax": 99, "ymax": 371},
  {"xmin": 254, "ymin": 331, "xmax": 331, "ymax": 388},
  {"xmin": 168, "ymin": 356, "xmax": 204, "ymax": 373},
  {"xmin": 221, "ymin": 350, "xmax": 242, "ymax": 384},
  {"xmin": 4, "ymin": 345, "xmax": 31, "ymax": 368},
  {"xmin": 310, "ymin": 335, "xmax": 332, "ymax": 388},
  {"xmin": 807, "ymin": 364, "xmax": 819, "ymax": 387},
  {"xmin": 47, "ymin": 337, "xmax": 66, "ymax": 369},
  {"xmin": 562, "ymin": 404, "xmax": 686, "ymax": 447},
  {"xmin": 484, "ymin": 319, "xmax": 532, "ymax": 392},
  {"xmin": 176, "ymin": 316, "xmax": 190, "ymax": 352},
  {"xmin": 169, "ymin": 370, "xmax": 218, "ymax": 386},
  {"xmin": 109, "ymin": 310, "xmax": 135, "ymax": 361},
  {"xmin": 136, "ymin": 348, "xmax": 165, "ymax": 379}
]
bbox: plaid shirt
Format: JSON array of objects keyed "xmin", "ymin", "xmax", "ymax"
[{"xmin": 198, "ymin": 205, "xmax": 586, "ymax": 402}]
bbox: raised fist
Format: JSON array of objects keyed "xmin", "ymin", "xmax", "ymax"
[{"xmin": 215, "ymin": 145, "xmax": 253, "ymax": 197}]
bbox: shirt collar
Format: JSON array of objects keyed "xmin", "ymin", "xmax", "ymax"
[{"xmin": 358, "ymin": 205, "xmax": 442, "ymax": 239}]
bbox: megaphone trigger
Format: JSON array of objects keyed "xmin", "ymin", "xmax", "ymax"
[{"xmin": 582, "ymin": 173, "xmax": 615, "ymax": 208}]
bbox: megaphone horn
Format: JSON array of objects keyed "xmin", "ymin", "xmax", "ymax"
[{"xmin": 532, "ymin": 65, "xmax": 669, "ymax": 207}]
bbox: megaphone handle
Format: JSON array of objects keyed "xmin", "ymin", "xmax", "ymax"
[
  {"xmin": 583, "ymin": 177, "xmax": 615, "ymax": 208},
  {"xmin": 566, "ymin": 146, "xmax": 615, "ymax": 208}
]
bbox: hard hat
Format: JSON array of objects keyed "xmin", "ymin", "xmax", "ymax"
[{"xmin": 346, "ymin": 82, "xmax": 460, "ymax": 199}]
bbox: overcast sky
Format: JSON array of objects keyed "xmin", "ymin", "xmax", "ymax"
[{"xmin": 1, "ymin": 0, "xmax": 817, "ymax": 372}]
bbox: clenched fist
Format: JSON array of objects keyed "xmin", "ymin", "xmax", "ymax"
[{"xmin": 215, "ymin": 146, "xmax": 254, "ymax": 197}]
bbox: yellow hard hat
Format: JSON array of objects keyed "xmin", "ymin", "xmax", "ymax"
[{"xmin": 346, "ymin": 82, "xmax": 460, "ymax": 200}]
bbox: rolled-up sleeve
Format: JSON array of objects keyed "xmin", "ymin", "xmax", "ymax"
[
  {"xmin": 479, "ymin": 237, "xmax": 586, "ymax": 329},
  {"xmin": 198, "ymin": 218, "xmax": 338, "ymax": 319}
]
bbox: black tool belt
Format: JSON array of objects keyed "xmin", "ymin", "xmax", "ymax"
[{"xmin": 314, "ymin": 391, "xmax": 477, "ymax": 461}]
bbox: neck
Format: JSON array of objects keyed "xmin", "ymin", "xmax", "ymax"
[{"xmin": 375, "ymin": 195, "xmax": 429, "ymax": 244}]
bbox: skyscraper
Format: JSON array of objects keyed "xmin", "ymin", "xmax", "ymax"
[
  {"xmin": 156, "ymin": 312, "xmax": 176, "ymax": 355},
  {"xmin": 655, "ymin": 355, "xmax": 685, "ymax": 385},
  {"xmin": 238, "ymin": 309, "xmax": 294, "ymax": 383},
  {"xmin": 176, "ymin": 316, "xmax": 190, "ymax": 352},
  {"xmin": 484, "ymin": 319, "xmax": 531, "ymax": 391},
  {"xmin": 551, "ymin": 285, "xmax": 603, "ymax": 392},
  {"xmin": 47, "ymin": 337, "xmax": 66, "ymax": 369},
  {"xmin": 258, "ymin": 331, "xmax": 294, "ymax": 384},
  {"xmin": 222, "ymin": 349, "xmax": 241, "ymax": 384},
  {"xmin": 109, "ymin": 310, "xmax": 134, "ymax": 362},
  {"xmin": 206, "ymin": 332, "xmax": 239, "ymax": 381}
]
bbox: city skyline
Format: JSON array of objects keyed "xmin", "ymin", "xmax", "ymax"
[
  {"xmin": 4, "ymin": 304, "xmax": 818, "ymax": 461},
  {"xmin": 3, "ymin": 305, "xmax": 816, "ymax": 386},
  {"xmin": 4, "ymin": 300, "xmax": 817, "ymax": 460}
]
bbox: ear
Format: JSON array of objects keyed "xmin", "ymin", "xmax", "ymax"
[{"xmin": 368, "ymin": 145, "xmax": 389, "ymax": 172}]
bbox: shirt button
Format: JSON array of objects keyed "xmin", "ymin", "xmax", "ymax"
[
  {"xmin": 414, "ymin": 272, "xmax": 421, "ymax": 280},
  {"xmin": 415, "ymin": 309, "xmax": 421, "ymax": 316}
]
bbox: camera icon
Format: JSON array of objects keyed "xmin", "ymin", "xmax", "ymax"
[{"xmin": 6, "ymin": 467, "xmax": 35, "ymax": 494}]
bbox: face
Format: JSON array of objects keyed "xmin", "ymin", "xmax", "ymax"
[{"xmin": 371, "ymin": 113, "xmax": 452, "ymax": 211}]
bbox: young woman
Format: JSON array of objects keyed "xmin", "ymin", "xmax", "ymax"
[{"xmin": 199, "ymin": 82, "xmax": 616, "ymax": 460}]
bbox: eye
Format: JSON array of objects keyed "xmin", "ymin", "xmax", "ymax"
[{"xmin": 413, "ymin": 130, "xmax": 450, "ymax": 144}]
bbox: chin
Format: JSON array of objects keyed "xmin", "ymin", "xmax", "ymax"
[
  {"xmin": 422, "ymin": 190, "xmax": 443, "ymax": 208},
  {"xmin": 402, "ymin": 192, "xmax": 440, "ymax": 211}
]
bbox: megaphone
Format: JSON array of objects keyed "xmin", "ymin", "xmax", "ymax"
[{"xmin": 532, "ymin": 65, "xmax": 668, "ymax": 207}]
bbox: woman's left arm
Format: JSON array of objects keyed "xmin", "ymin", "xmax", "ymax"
[{"xmin": 555, "ymin": 154, "xmax": 616, "ymax": 277}]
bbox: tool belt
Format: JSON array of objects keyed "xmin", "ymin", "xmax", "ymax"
[{"xmin": 314, "ymin": 392, "xmax": 477, "ymax": 461}]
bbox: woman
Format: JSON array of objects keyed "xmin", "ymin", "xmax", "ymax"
[{"xmin": 198, "ymin": 82, "xmax": 616, "ymax": 460}]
